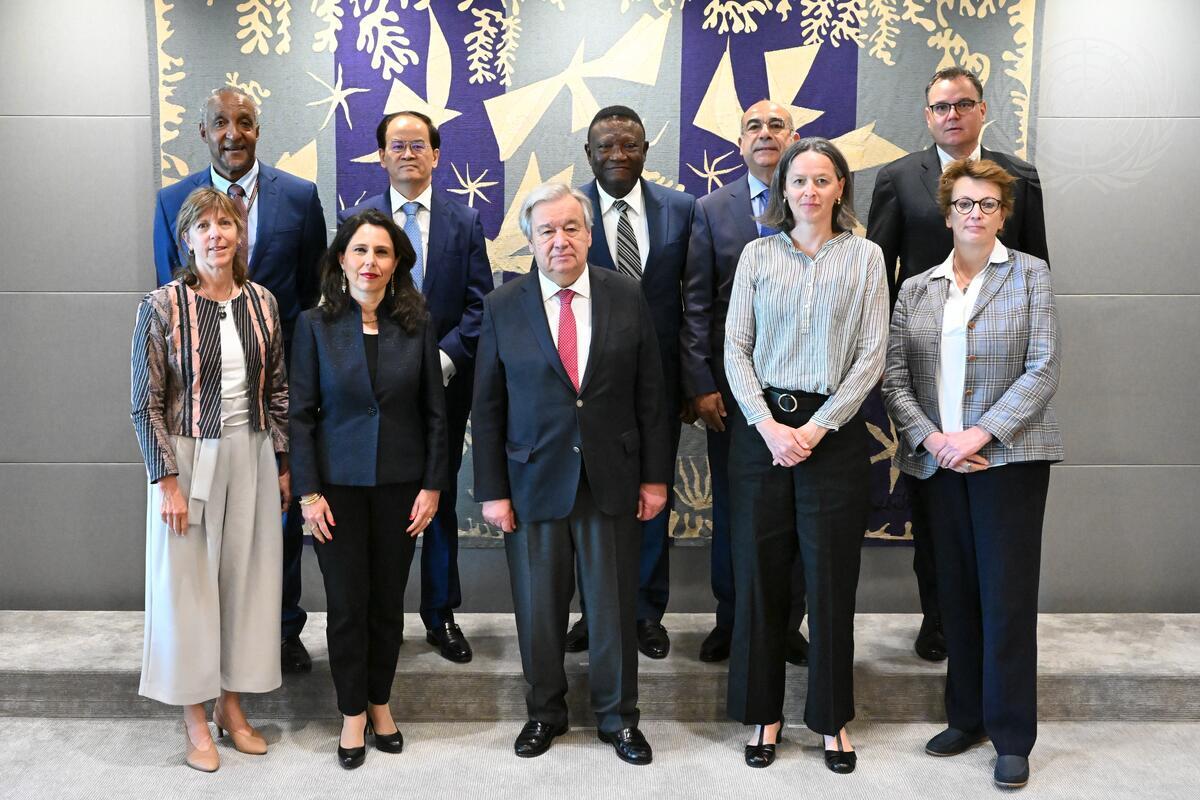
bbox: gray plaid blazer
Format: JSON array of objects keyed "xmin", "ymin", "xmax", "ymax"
[{"xmin": 882, "ymin": 248, "xmax": 1063, "ymax": 479}]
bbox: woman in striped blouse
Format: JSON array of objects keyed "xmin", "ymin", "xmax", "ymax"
[
  {"xmin": 724, "ymin": 138, "xmax": 888, "ymax": 773},
  {"xmin": 130, "ymin": 187, "xmax": 290, "ymax": 772}
]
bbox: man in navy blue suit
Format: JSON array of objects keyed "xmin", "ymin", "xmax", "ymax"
[
  {"xmin": 152, "ymin": 87, "xmax": 327, "ymax": 674},
  {"xmin": 339, "ymin": 111, "xmax": 493, "ymax": 663},
  {"xmin": 562, "ymin": 105, "xmax": 696, "ymax": 660},
  {"xmin": 680, "ymin": 99, "xmax": 809, "ymax": 664}
]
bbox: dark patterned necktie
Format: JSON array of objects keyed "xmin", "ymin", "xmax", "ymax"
[
  {"xmin": 612, "ymin": 199, "xmax": 642, "ymax": 280},
  {"xmin": 227, "ymin": 183, "xmax": 250, "ymax": 263}
]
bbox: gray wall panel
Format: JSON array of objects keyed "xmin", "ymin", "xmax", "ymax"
[
  {"xmin": 1039, "ymin": 0, "xmax": 1200, "ymax": 118},
  {"xmin": 0, "ymin": 0, "xmax": 149, "ymax": 117},
  {"xmin": 1039, "ymin": 117, "xmax": 1200, "ymax": 295},
  {"xmin": 1054, "ymin": 296, "xmax": 1200, "ymax": 465},
  {"xmin": 0, "ymin": 118, "xmax": 154, "ymax": 292},
  {"xmin": 0, "ymin": 293, "xmax": 143, "ymax": 463}
]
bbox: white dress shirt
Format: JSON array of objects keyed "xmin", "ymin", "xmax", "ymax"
[
  {"xmin": 538, "ymin": 266, "xmax": 592, "ymax": 381},
  {"xmin": 210, "ymin": 160, "xmax": 260, "ymax": 262},
  {"xmin": 389, "ymin": 183, "xmax": 456, "ymax": 385},
  {"xmin": 936, "ymin": 142, "xmax": 983, "ymax": 171},
  {"xmin": 595, "ymin": 181, "xmax": 649, "ymax": 272},
  {"xmin": 933, "ymin": 240, "xmax": 1008, "ymax": 433}
]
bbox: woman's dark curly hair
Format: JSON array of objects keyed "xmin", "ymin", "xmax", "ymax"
[{"xmin": 319, "ymin": 209, "xmax": 426, "ymax": 334}]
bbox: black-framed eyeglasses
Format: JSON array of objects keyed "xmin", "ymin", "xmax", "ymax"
[
  {"xmin": 928, "ymin": 99, "xmax": 980, "ymax": 117},
  {"xmin": 951, "ymin": 196, "xmax": 1002, "ymax": 215}
]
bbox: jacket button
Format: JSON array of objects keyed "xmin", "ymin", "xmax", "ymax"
[
  {"xmin": 966, "ymin": 354, "xmax": 977, "ymax": 362},
  {"xmin": 367, "ymin": 406, "xmax": 378, "ymax": 416},
  {"xmin": 576, "ymin": 399, "xmax": 584, "ymax": 408},
  {"xmin": 963, "ymin": 388, "xmax": 974, "ymax": 397},
  {"xmin": 572, "ymin": 445, "xmax": 581, "ymax": 453}
]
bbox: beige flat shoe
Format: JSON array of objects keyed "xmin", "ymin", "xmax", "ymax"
[
  {"xmin": 213, "ymin": 708, "xmax": 268, "ymax": 755},
  {"xmin": 185, "ymin": 727, "xmax": 220, "ymax": 772}
]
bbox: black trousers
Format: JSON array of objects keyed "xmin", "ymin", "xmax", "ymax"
[
  {"xmin": 906, "ymin": 472, "xmax": 941, "ymax": 622},
  {"xmin": 914, "ymin": 461, "xmax": 1050, "ymax": 757},
  {"xmin": 727, "ymin": 393, "xmax": 867, "ymax": 734},
  {"xmin": 505, "ymin": 477, "xmax": 641, "ymax": 733},
  {"xmin": 314, "ymin": 481, "xmax": 419, "ymax": 716}
]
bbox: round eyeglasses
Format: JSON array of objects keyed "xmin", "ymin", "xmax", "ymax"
[{"xmin": 951, "ymin": 196, "xmax": 1002, "ymax": 215}]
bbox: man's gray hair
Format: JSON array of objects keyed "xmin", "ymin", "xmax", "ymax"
[
  {"xmin": 201, "ymin": 87, "xmax": 262, "ymax": 125},
  {"xmin": 518, "ymin": 182, "xmax": 593, "ymax": 241}
]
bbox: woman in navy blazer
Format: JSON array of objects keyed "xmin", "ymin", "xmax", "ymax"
[{"xmin": 289, "ymin": 209, "xmax": 449, "ymax": 769}]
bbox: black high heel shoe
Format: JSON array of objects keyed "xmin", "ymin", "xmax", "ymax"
[
  {"xmin": 367, "ymin": 719, "xmax": 404, "ymax": 754},
  {"xmin": 744, "ymin": 719, "xmax": 783, "ymax": 768},
  {"xmin": 337, "ymin": 718, "xmax": 368, "ymax": 770},
  {"xmin": 823, "ymin": 729, "xmax": 856, "ymax": 774}
]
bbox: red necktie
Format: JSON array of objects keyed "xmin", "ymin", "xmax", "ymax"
[
  {"xmin": 227, "ymin": 183, "xmax": 249, "ymax": 264},
  {"xmin": 556, "ymin": 289, "xmax": 580, "ymax": 391}
]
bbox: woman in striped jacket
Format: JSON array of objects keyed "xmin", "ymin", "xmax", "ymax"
[{"xmin": 130, "ymin": 187, "xmax": 290, "ymax": 772}]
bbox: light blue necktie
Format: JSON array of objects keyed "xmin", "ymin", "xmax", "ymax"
[
  {"xmin": 402, "ymin": 201, "xmax": 425, "ymax": 292},
  {"xmin": 753, "ymin": 191, "xmax": 777, "ymax": 237}
]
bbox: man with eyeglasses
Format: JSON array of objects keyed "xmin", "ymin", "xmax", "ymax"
[
  {"xmin": 867, "ymin": 66, "xmax": 1049, "ymax": 663},
  {"xmin": 680, "ymin": 99, "xmax": 811, "ymax": 665},
  {"xmin": 560, "ymin": 105, "xmax": 697, "ymax": 662},
  {"xmin": 339, "ymin": 110, "xmax": 493, "ymax": 664}
]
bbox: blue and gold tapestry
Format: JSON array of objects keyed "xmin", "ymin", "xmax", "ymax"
[{"xmin": 148, "ymin": 0, "xmax": 1043, "ymax": 543}]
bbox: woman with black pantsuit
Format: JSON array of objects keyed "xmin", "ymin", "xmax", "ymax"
[
  {"xmin": 289, "ymin": 209, "xmax": 449, "ymax": 769},
  {"xmin": 882, "ymin": 158, "xmax": 1062, "ymax": 790},
  {"xmin": 723, "ymin": 138, "xmax": 888, "ymax": 773}
]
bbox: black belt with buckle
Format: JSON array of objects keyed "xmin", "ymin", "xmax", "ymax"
[{"xmin": 764, "ymin": 386, "xmax": 826, "ymax": 414}]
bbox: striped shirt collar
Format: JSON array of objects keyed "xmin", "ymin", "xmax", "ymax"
[{"xmin": 772, "ymin": 229, "xmax": 854, "ymax": 260}]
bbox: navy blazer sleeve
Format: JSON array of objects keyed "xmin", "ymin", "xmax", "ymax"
[
  {"xmin": 1015, "ymin": 164, "xmax": 1049, "ymax": 265},
  {"xmin": 866, "ymin": 164, "xmax": 904, "ymax": 308},
  {"xmin": 470, "ymin": 297, "xmax": 508, "ymax": 502},
  {"xmin": 438, "ymin": 210, "xmax": 492, "ymax": 369},
  {"xmin": 680, "ymin": 198, "xmax": 718, "ymax": 398},
  {"xmin": 287, "ymin": 311, "xmax": 321, "ymax": 497},
  {"xmin": 418, "ymin": 320, "xmax": 451, "ymax": 490},
  {"xmin": 297, "ymin": 183, "xmax": 328, "ymax": 312},
  {"xmin": 153, "ymin": 189, "xmax": 182, "ymax": 287},
  {"xmin": 635, "ymin": 293, "xmax": 673, "ymax": 484}
]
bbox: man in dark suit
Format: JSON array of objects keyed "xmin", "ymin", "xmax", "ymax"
[
  {"xmin": 562, "ymin": 105, "xmax": 695, "ymax": 660},
  {"xmin": 473, "ymin": 182, "xmax": 670, "ymax": 764},
  {"xmin": 152, "ymin": 87, "xmax": 327, "ymax": 674},
  {"xmin": 339, "ymin": 111, "xmax": 492, "ymax": 663},
  {"xmin": 867, "ymin": 66, "xmax": 1050, "ymax": 662},
  {"xmin": 681, "ymin": 99, "xmax": 810, "ymax": 664}
]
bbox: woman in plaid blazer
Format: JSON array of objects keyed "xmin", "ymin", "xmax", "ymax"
[
  {"xmin": 882, "ymin": 158, "xmax": 1062, "ymax": 790},
  {"xmin": 883, "ymin": 155, "xmax": 1060, "ymax": 786}
]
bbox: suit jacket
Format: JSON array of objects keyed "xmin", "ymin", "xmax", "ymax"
[
  {"xmin": 288, "ymin": 305, "xmax": 449, "ymax": 495},
  {"xmin": 867, "ymin": 145, "xmax": 1049, "ymax": 308},
  {"xmin": 472, "ymin": 267, "xmax": 672, "ymax": 523},
  {"xmin": 338, "ymin": 187, "xmax": 493, "ymax": 380},
  {"xmin": 881, "ymin": 248, "xmax": 1063, "ymax": 480},
  {"xmin": 679, "ymin": 175, "xmax": 760, "ymax": 399},
  {"xmin": 581, "ymin": 178, "xmax": 696, "ymax": 411},
  {"xmin": 152, "ymin": 163, "xmax": 327, "ymax": 333}
]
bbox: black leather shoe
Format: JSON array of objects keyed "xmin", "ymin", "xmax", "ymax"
[
  {"xmin": 915, "ymin": 615, "xmax": 947, "ymax": 662},
  {"xmin": 337, "ymin": 743, "xmax": 366, "ymax": 769},
  {"xmin": 994, "ymin": 755, "xmax": 1029, "ymax": 789},
  {"xmin": 565, "ymin": 617, "xmax": 589, "ymax": 652},
  {"xmin": 426, "ymin": 622, "xmax": 473, "ymax": 663},
  {"xmin": 598, "ymin": 726, "xmax": 653, "ymax": 765},
  {"xmin": 514, "ymin": 720, "xmax": 568, "ymax": 758},
  {"xmin": 784, "ymin": 629, "xmax": 808, "ymax": 666},
  {"xmin": 823, "ymin": 731, "xmax": 856, "ymax": 774},
  {"xmin": 281, "ymin": 635, "xmax": 312, "ymax": 673},
  {"xmin": 699, "ymin": 626, "xmax": 732, "ymax": 663},
  {"xmin": 925, "ymin": 727, "xmax": 988, "ymax": 756},
  {"xmin": 636, "ymin": 620, "xmax": 670, "ymax": 659},
  {"xmin": 744, "ymin": 721, "xmax": 783, "ymax": 768},
  {"xmin": 368, "ymin": 721, "xmax": 404, "ymax": 754}
]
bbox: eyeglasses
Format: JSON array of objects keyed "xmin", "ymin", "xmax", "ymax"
[
  {"xmin": 387, "ymin": 140, "xmax": 429, "ymax": 155},
  {"xmin": 928, "ymin": 99, "xmax": 980, "ymax": 117},
  {"xmin": 951, "ymin": 197, "xmax": 1002, "ymax": 215},
  {"xmin": 742, "ymin": 119, "xmax": 793, "ymax": 135}
]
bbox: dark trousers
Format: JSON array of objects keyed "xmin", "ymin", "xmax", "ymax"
[
  {"xmin": 907, "ymin": 473, "xmax": 941, "ymax": 622},
  {"xmin": 726, "ymin": 395, "xmax": 867, "ymax": 734},
  {"xmin": 314, "ymin": 481, "xmax": 419, "ymax": 716},
  {"xmin": 914, "ymin": 461, "xmax": 1050, "ymax": 757},
  {"xmin": 281, "ymin": 499, "xmax": 307, "ymax": 639},
  {"xmin": 505, "ymin": 477, "xmax": 641, "ymax": 733},
  {"xmin": 709, "ymin": 395, "xmax": 807, "ymax": 632},
  {"xmin": 419, "ymin": 379, "xmax": 469, "ymax": 630}
]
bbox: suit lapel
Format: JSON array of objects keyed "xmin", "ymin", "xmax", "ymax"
[
  {"xmin": 584, "ymin": 182, "xmax": 615, "ymax": 270},
  {"xmin": 424, "ymin": 190, "xmax": 449, "ymax": 300},
  {"xmin": 376, "ymin": 312, "xmax": 402, "ymax": 389},
  {"xmin": 251, "ymin": 164, "xmax": 279, "ymax": 275},
  {"xmin": 969, "ymin": 255, "xmax": 1014, "ymax": 323},
  {"xmin": 642, "ymin": 179, "xmax": 667, "ymax": 276},
  {"xmin": 519, "ymin": 276, "xmax": 576, "ymax": 392},
  {"xmin": 334, "ymin": 306, "xmax": 374, "ymax": 398},
  {"xmin": 728, "ymin": 176, "xmax": 760, "ymax": 245},
  {"xmin": 579, "ymin": 268, "xmax": 609, "ymax": 394},
  {"xmin": 920, "ymin": 145, "xmax": 942, "ymax": 206}
]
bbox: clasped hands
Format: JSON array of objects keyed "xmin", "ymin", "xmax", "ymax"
[
  {"xmin": 483, "ymin": 483, "xmax": 668, "ymax": 534},
  {"xmin": 923, "ymin": 427, "xmax": 993, "ymax": 473},
  {"xmin": 756, "ymin": 419, "xmax": 828, "ymax": 467}
]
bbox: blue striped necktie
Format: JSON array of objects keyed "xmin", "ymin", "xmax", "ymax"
[{"xmin": 402, "ymin": 201, "xmax": 425, "ymax": 291}]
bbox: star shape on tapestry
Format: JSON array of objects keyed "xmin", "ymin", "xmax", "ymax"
[
  {"xmin": 686, "ymin": 149, "xmax": 742, "ymax": 194},
  {"xmin": 306, "ymin": 65, "xmax": 369, "ymax": 132},
  {"xmin": 447, "ymin": 163, "xmax": 499, "ymax": 207}
]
